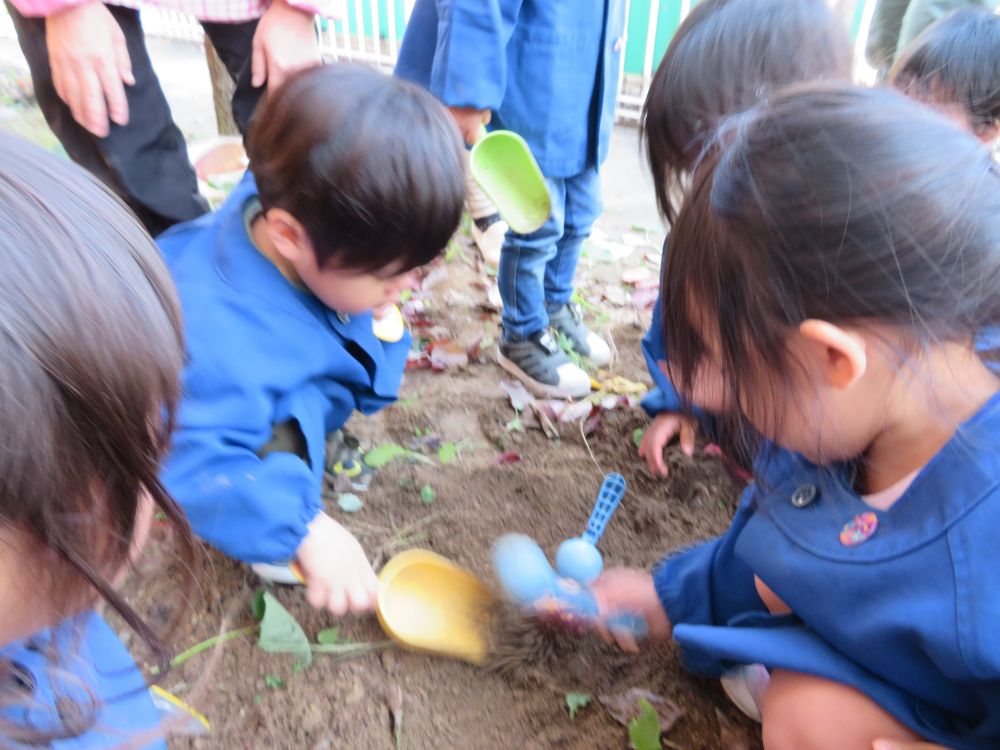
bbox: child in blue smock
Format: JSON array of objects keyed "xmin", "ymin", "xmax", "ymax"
[
  {"xmin": 0, "ymin": 134, "xmax": 196, "ymax": 746},
  {"xmin": 395, "ymin": 0, "xmax": 626, "ymax": 399},
  {"xmin": 889, "ymin": 5, "xmax": 1000, "ymax": 144},
  {"xmin": 637, "ymin": 1, "xmax": 1000, "ymax": 481},
  {"xmin": 593, "ymin": 85, "xmax": 1000, "ymax": 750},
  {"xmin": 160, "ymin": 64, "xmax": 465, "ymax": 616},
  {"xmin": 633, "ymin": 0, "xmax": 853, "ymax": 477}
]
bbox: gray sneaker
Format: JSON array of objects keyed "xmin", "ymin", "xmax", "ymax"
[
  {"xmin": 547, "ymin": 303, "xmax": 612, "ymax": 367},
  {"xmin": 497, "ymin": 329, "xmax": 592, "ymax": 399}
]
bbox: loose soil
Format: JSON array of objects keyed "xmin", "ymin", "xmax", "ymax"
[
  {"xmin": 0, "ymin": 48, "xmax": 759, "ymax": 750},
  {"xmin": 120, "ymin": 240, "xmax": 762, "ymax": 750}
]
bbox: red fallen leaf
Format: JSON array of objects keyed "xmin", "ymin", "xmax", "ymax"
[
  {"xmin": 500, "ymin": 379, "xmax": 535, "ymax": 411},
  {"xmin": 405, "ymin": 350, "xmax": 431, "ymax": 371},
  {"xmin": 635, "ymin": 275, "xmax": 660, "ymax": 290},
  {"xmin": 632, "ymin": 286, "xmax": 660, "ymax": 311},
  {"xmin": 495, "ymin": 451, "xmax": 521, "ymax": 465},
  {"xmin": 465, "ymin": 332, "xmax": 485, "ymax": 360},
  {"xmin": 583, "ymin": 405, "xmax": 604, "ymax": 436},
  {"xmin": 428, "ymin": 340, "xmax": 469, "ymax": 371}
]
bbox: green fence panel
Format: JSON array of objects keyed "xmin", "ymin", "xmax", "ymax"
[
  {"xmin": 325, "ymin": 0, "xmax": 870, "ymax": 73},
  {"xmin": 623, "ymin": 0, "xmax": 685, "ymax": 75}
]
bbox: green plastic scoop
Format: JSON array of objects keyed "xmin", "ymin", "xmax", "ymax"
[{"xmin": 470, "ymin": 126, "xmax": 552, "ymax": 235}]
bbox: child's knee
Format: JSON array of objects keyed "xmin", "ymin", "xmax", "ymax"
[
  {"xmin": 761, "ymin": 670, "xmax": 918, "ymax": 750},
  {"xmin": 760, "ymin": 671, "xmax": 831, "ymax": 750}
]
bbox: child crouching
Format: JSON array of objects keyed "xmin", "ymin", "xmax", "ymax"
[{"xmin": 161, "ymin": 64, "xmax": 466, "ymax": 615}]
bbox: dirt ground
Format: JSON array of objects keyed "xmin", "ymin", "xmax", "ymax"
[
  {"xmin": 0, "ymin": 45, "xmax": 760, "ymax": 750},
  {"xmin": 117, "ymin": 234, "xmax": 761, "ymax": 750}
]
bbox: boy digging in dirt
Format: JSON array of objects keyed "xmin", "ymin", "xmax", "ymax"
[{"xmin": 160, "ymin": 64, "xmax": 466, "ymax": 615}]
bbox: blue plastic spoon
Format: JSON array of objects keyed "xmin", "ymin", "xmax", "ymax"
[
  {"xmin": 492, "ymin": 473, "xmax": 646, "ymax": 637},
  {"xmin": 556, "ymin": 473, "xmax": 627, "ymax": 585}
]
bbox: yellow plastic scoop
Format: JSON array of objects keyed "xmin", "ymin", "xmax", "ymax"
[
  {"xmin": 470, "ymin": 126, "xmax": 552, "ymax": 235},
  {"xmin": 377, "ymin": 548, "xmax": 493, "ymax": 664}
]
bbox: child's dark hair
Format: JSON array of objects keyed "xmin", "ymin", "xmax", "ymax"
[
  {"xmin": 641, "ymin": 0, "xmax": 852, "ymax": 224},
  {"xmin": 890, "ymin": 7, "xmax": 1000, "ymax": 139},
  {"xmin": 662, "ymin": 84, "xmax": 1000, "ymax": 449},
  {"xmin": 248, "ymin": 63, "xmax": 466, "ymax": 273},
  {"xmin": 0, "ymin": 134, "xmax": 196, "ymax": 741}
]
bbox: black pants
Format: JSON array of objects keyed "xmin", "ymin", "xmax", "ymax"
[{"xmin": 6, "ymin": 3, "xmax": 264, "ymax": 236}]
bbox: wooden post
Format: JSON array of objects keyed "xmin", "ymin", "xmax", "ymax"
[{"xmin": 205, "ymin": 37, "xmax": 239, "ymax": 136}]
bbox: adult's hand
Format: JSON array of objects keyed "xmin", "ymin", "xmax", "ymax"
[
  {"xmin": 45, "ymin": 0, "xmax": 133, "ymax": 137},
  {"xmin": 251, "ymin": 0, "xmax": 321, "ymax": 93}
]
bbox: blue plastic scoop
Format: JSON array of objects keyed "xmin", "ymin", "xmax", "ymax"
[
  {"xmin": 492, "ymin": 473, "xmax": 646, "ymax": 637},
  {"xmin": 556, "ymin": 473, "xmax": 627, "ymax": 584}
]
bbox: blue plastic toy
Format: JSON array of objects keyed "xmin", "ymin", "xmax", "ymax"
[{"xmin": 492, "ymin": 473, "xmax": 647, "ymax": 637}]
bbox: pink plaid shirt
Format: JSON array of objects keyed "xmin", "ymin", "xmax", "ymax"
[{"xmin": 10, "ymin": 0, "xmax": 340, "ymax": 22}]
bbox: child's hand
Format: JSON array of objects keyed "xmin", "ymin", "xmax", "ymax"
[
  {"xmin": 296, "ymin": 512, "xmax": 377, "ymax": 615},
  {"xmin": 448, "ymin": 106, "xmax": 491, "ymax": 146},
  {"xmin": 639, "ymin": 412, "xmax": 697, "ymax": 477},
  {"xmin": 591, "ymin": 567, "xmax": 671, "ymax": 653}
]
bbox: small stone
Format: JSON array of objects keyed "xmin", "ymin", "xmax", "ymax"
[
  {"xmin": 381, "ymin": 650, "xmax": 397, "ymax": 674},
  {"xmin": 337, "ymin": 493, "xmax": 363, "ymax": 513},
  {"xmin": 344, "ymin": 677, "xmax": 365, "ymax": 705},
  {"xmin": 301, "ymin": 702, "xmax": 325, "ymax": 733}
]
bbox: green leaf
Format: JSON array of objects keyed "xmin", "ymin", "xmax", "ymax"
[
  {"xmin": 256, "ymin": 591, "xmax": 313, "ymax": 666},
  {"xmin": 364, "ymin": 442, "xmax": 409, "ymax": 468},
  {"xmin": 632, "ymin": 428, "xmax": 645, "ymax": 448},
  {"xmin": 628, "ymin": 699, "xmax": 662, "ymax": 750},
  {"xmin": 337, "ymin": 493, "xmax": 363, "ymax": 513},
  {"xmin": 505, "ymin": 416, "xmax": 524, "ymax": 433},
  {"xmin": 555, "ymin": 330, "xmax": 585, "ymax": 369},
  {"xmin": 438, "ymin": 442, "xmax": 458, "ymax": 464},
  {"xmin": 316, "ymin": 627, "xmax": 342, "ymax": 645},
  {"xmin": 292, "ymin": 660, "xmax": 305, "ymax": 675},
  {"xmin": 251, "ymin": 589, "xmax": 266, "ymax": 621},
  {"xmin": 565, "ymin": 692, "xmax": 591, "ymax": 719},
  {"xmin": 420, "ymin": 484, "xmax": 436, "ymax": 504},
  {"xmin": 264, "ymin": 674, "xmax": 285, "ymax": 690}
]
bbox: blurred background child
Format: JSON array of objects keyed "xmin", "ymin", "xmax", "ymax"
[
  {"xmin": 635, "ymin": 0, "xmax": 853, "ymax": 477},
  {"xmin": 865, "ymin": 0, "xmax": 995, "ymax": 80},
  {"xmin": 396, "ymin": 0, "xmax": 627, "ymax": 399},
  {"xmin": 889, "ymin": 5, "xmax": 1000, "ymax": 143}
]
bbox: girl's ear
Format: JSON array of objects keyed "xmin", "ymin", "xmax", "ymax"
[
  {"xmin": 263, "ymin": 209, "xmax": 313, "ymax": 265},
  {"xmin": 798, "ymin": 319, "xmax": 867, "ymax": 390}
]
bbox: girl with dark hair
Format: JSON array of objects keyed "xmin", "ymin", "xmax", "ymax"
[
  {"xmin": 160, "ymin": 63, "xmax": 466, "ymax": 617},
  {"xmin": 890, "ymin": 6, "xmax": 1000, "ymax": 142},
  {"xmin": 595, "ymin": 85, "xmax": 1000, "ymax": 750},
  {"xmin": 636, "ymin": 0, "xmax": 853, "ymax": 478},
  {"xmin": 0, "ymin": 132, "xmax": 195, "ymax": 746}
]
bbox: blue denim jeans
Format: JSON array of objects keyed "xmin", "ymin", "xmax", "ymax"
[{"xmin": 498, "ymin": 166, "xmax": 603, "ymax": 340}]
